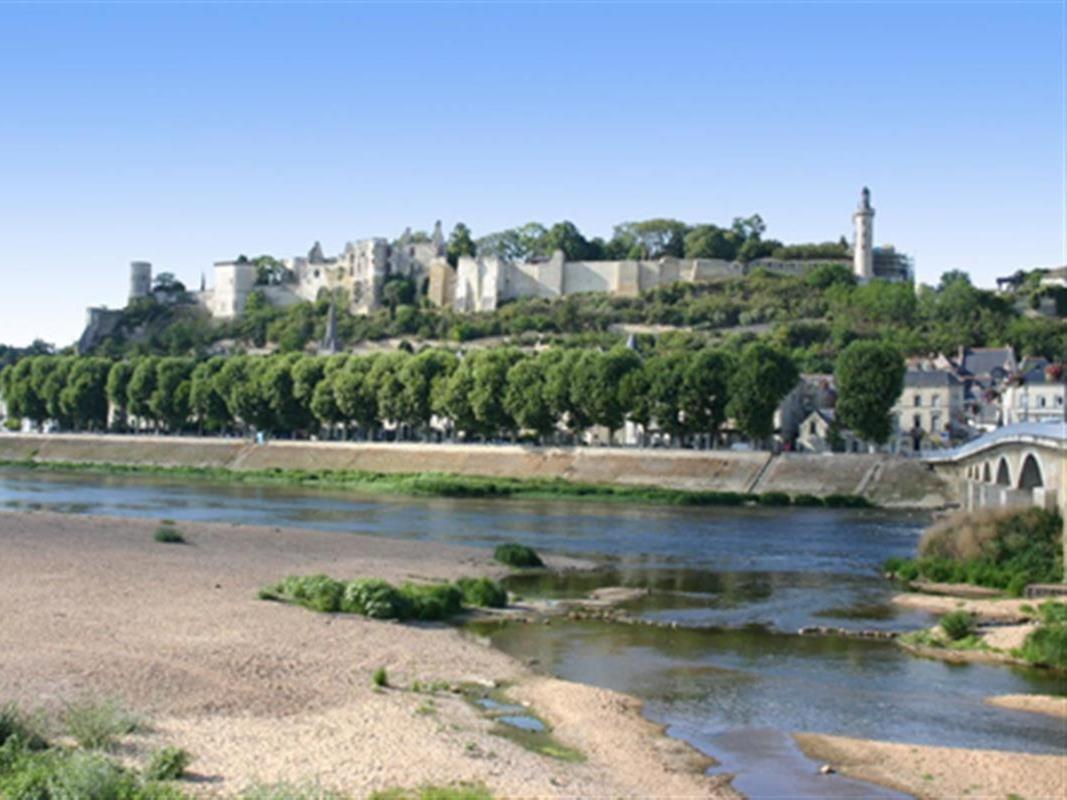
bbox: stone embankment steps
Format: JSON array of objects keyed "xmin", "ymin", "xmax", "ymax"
[{"xmin": 0, "ymin": 433, "xmax": 951, "ymax": 508}]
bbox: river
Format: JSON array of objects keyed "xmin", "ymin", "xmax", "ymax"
[{"xmin": 1, "ymin": 467, "xmax": 1064, "ymax": 798}]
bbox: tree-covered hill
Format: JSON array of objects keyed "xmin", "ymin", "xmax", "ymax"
[{"xmin": 69, "ymin": 266, "xmax": 1066, "ymax": 371}]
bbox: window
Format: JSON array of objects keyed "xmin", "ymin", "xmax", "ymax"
[
  {"xmin": 810, "ymin": 422, "xmax": 817, "ymax": 435},
  {"xmin": 914, "ymin": 394, "xmax": 922, "ymax": 407},
  {"xmin": 913, "ymin": 414, "xmax": 922, "ymax": 429},
  {"xmin": 931, "ymin": 395, "xmax": 941, "ymax": 408},
  {"xmin": 1038, "ymin": 396, "xmax": 1047, "ymax": 408},
  {"xmin": 931, "ymin": 412, "xmax": 942, "ymax": 431}
]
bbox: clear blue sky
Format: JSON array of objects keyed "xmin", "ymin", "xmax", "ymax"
[{"xmin": 1, "ymin": 1, "xmax": 1063, "ymax": 347}]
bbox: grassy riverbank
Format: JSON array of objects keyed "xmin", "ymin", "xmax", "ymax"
[{"xmin": 0, "ymin": 458, "xmax": 872, "ymax": 509}]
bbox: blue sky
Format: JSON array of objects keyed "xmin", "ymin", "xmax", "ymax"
[{"xmin": 0, "ymin": 1, "xmax": 1063, "ymax": 347}]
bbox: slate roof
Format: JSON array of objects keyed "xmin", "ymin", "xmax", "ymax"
[{"xmin": 905, "ymin": 370, "xmax": 960, "ymax": 388}]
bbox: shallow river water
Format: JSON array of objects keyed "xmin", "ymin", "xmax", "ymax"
[{"xmin": 2, "ymin": 468, "xmax": 1064, "ymax": 798}]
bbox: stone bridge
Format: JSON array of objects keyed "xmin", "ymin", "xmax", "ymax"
[{"xmin": 923, "ymin": 421, "xmax": 1066, "ymax": 519}]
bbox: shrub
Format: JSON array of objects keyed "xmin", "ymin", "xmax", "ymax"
[
  {"xmin": 493, "ymin": 543, "xmax": 544, "ymax": 569},
  {"xmin": 0, "ymin": 704, "xmax": 47, "ymax": 751},
  {"xmin": 939, "ymin": 611, "xmax": 977, "ymax": 641},
  {"xmin": 756, "ymin": 492, "xmax": 791, "ymax": 507},
  {"xmin": 144, "ymin": 746, "xmax": 191, "ymax": 781},
  {"xmin": 456, "ymin": 577, "xmax": 507, "ymax": 609},
  {"xmin": 341, "ymin": 579, "xmax": 408, "ymax": 619},
  {"xmin": 63, "ymin": 698, "xmax": 141, "ymax": 750},
  {"xmin": 823, "ymin": 494, "xmax": 871, "ymax": 508},
  {"xmin": 1020, "ymin": 624, "xmax": 1067, "ymax": 670},
  {"xmin": 281, "ymin": 575, "xmax": 345, "ymax": 613},
  {"xmin": 1039, "ymin": 601, "xmax": 1067, "ymax": 626},
  {"xmin": 153, "ymin": 526, "xmax": 185, "ymax": 544},
  {"xmin": 792, "ymin": 494, "xmax": 825, "ymax": 507},
  {"xmin": 372, "ymin": 667, "xmax": 389, "ymax": 688},
  {"xmin": 401, "ymin": 583, "xmax": 464, "ymax": 621}
]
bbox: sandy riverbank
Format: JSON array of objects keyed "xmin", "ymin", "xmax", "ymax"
[
  {"xmin": 0, "ymin": 509, "xmax": 736, "ymax": 798},
  {"xmin": 796, "ymin": 733, "xmax": 1066, "ymax": 799},
  {"xmin": 987, "ymin": 694, "xmax": 1067, "ymax": 719},
  {"xmin": 892, "ymin": 590, "xmax": 1034, "ymax": 621}
]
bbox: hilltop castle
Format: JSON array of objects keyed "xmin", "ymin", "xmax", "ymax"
[{"xmin": 79, "ymin": 189, "xmax": 911, "ymax": 350}]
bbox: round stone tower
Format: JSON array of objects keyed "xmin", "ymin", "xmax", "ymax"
[
  {"xmin": 852, "ymin": 187, "xmax": 874, "ymax": 282},
  {"xmin": 129, "ymin": 261, "xmax": 152, "ymax": 302}
]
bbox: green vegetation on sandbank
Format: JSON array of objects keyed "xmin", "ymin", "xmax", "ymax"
[
  {"xmin": 0, "ymin": 457, "xmax": 874, "ymax": 509},
  {"xmin": 885, "ymin": 508, "xmax": 1063, "ymax": 597},
  {"xmin": 260, "ymin": 574, "xmax": 508, "ymax": 621}
]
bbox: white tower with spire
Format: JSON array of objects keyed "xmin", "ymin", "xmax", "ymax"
[{"xmin": 853, "ymin": 187, "xmax": 875, "ymax": 281}]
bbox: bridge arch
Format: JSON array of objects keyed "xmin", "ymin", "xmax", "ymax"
[
  {"xmin": 995, "ymin": 457, "xmax": 1011, "ymax": 486},
  {"xmin": 982, "ymin": 462, "xmax": 992, "ymax": 483},
  {"xmin": 1018, "ymin": 453, "xmax": 1044, "ymax": 490}
]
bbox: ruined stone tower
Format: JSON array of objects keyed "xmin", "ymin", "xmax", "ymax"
[
  {"xmin": 852, "ymin": 187, "xmax": 874, "ymax": 282},
  {"xmin": 129, "ymin": 261, "xmax": 152, "ymax": 302}
]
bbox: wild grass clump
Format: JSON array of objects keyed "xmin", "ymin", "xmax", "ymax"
[
  {"xmin": 0, "ymin": 734, "xmax": 184, "ymax": 799},
  {"xmin": 144, "ymin": 746, "xmax": 191, "ymax": 781},
  {"xmin": 1038, "ymin": 601, "xmax": 1067, "ymax": 625},
  {"xmin": 887, "ymin": 508, "xmax": 1063, "ymax": 595},
  {"xmin": 153, "ymin": 526, "xmax": 186, "ymax": 544},
  {"xmin": 792, "ymin": 494, "xmax": 826, "ymax": 507},
  {"xmin": 372, "ymin": 667, "xmax": 389, "ymax": 689},
  {"xmin": 456, "ymin": 577, "xmax": 507, "ymax": 608},
  {"xmin": 62, "ymin": 698, "xmax": 141, "ymax": 750},
  {"xmin": 939, "ymin": 610, "xmax": 977, "ymax": 641},
  {"xmin": 0, "ymin": 704, "xmax": 48, "ymax": 751},
  {"xmin": 264, "ymin": 575, "xmax": 509, "ymax": 621},
  {"xmin": 493, "ymin": 543, "xmax": 544, "ymax": 569}
]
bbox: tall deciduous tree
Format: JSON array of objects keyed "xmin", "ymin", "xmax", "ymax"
[
  {"xmin": 835, "ymin": 341, "xmax": 905, "ymax": 445},
  {"xmin": 726, "ymin": 342, "xmax": 798, "ymax": 442},
  {"xmin": 446, "ymin": 223, "xmax": 477, "ymax": 267}
]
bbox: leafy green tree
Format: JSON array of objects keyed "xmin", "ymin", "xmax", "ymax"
[
  {"xmin": 684, "ymin": 225, "xmax": 742, "ymax": 260},
  {"xmin": 570, "ymin": 347, "xmax": 642, "ymax": 443},
  {"xmin": 834, "ymin": 341, "xmax": 905, "ymax": 445},
  {"xmin": 333, "ymin": 355, "xmax": 380, "ymax": 437},
  {"xmin": 106, "ymin": 361, "xmax": 135, "ymax": 431},
  {"xmin": 127, "ymin": 356, "xmax": 160, "ymax": 429},
  {"xmin": 726, "ymin": 342, "xmax": 799, "ymax": 442},
  {"xmin": 610, "ymin": 219, "xmax": 688, "ymax": 259},
  {"xmin": 189, "ymin": 357, "xmax": 231, "ymax": 432},
  {"xmin": 150, "ymin": 357, "xmax": 194, "ymax": 432},
  {"xmin": 469, "ymin": 349, "xmax": 522, "ymax": 437},
  {"xmin": 4, "ymin": 357, "xmax": 46, "ymax": 425},
  {"xmin": 680, "ymin": 348, "xmax": 735, "ymax": 443},
  {"xmin": 446, "ymin": 223, "xmax": 477, "ymax": 267},
  {"xmin": 36, "ymin": 356, "xmax": 74, "ymax": 428},
  {"xmin": 367, "ymin": 352, "xmax": 410, "ymax": 434},
  {"xmin": 542, "ymin": 348, "xmax": 591, "ymax": 437},
  {"xmin": 476, "ymin": 223, "xmax": 548, "ymax": 262},
  {"xmin": 540, "ymin": 221, "xmax": 600, "ymax": 260},
  {"xmin": 59, "ymin": 357, "xmax": 110, "ymax": 431},
  {"xmin": 504, "ymin": 355, "xmax": 556, "ymax": 440},
  {"xmin": 644, "ymin": 351, "xmax": 689, "ymax": 441},
  {"xmin": 439, "ymin": 355, "xmax": 479, "ymax": 437},
  {"xmin": 398, "ymin": 349, "xmax": 457, "ymax": 436},
  {"xmin": 382, "ymin": 278, "xmax": 416, "ymax": 318},
  {"xmin": 259, "ymin": 354, "xmax": 307, "ymax": 435}
]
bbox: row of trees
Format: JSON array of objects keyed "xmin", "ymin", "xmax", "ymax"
[
  {"xmin": 469, "ymin": 215, "xmax": 835, "ymax": 264},
  {"xmin": 1, "ymin": 342, "xmax": 905, "ymax": 447}
]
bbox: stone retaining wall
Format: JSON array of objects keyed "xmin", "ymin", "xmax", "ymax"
[{"xmin": 0, "ymin": 434, "xmax": 950, "ymax": 508}]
